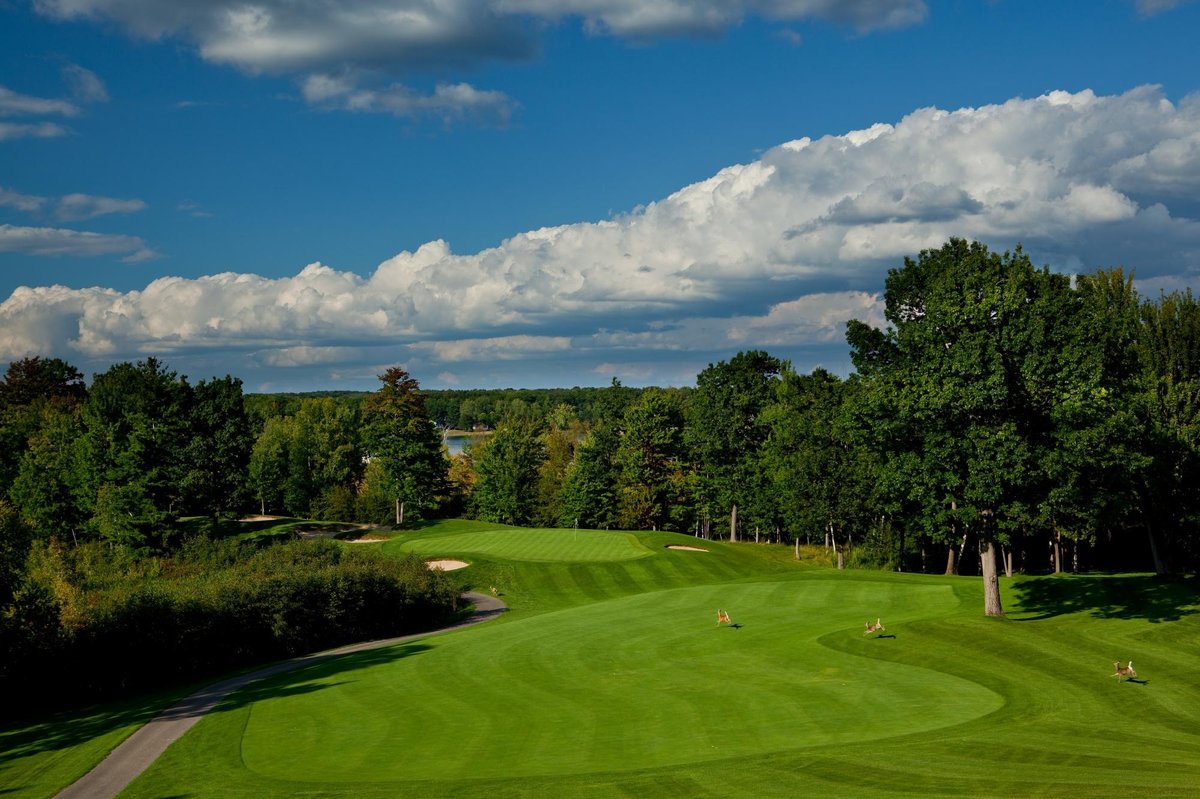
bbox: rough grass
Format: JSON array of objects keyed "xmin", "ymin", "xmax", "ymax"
[{"xmin": 5, "ymin": 521, "xmax": 1200, "ymax": 798}]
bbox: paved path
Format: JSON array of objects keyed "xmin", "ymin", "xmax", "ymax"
[{"xmin": 55, "ymin": 592, "xmax": 506, "ymax": 799}]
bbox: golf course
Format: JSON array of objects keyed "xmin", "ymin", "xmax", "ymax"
[{"xmin": 5, "ymin": 519, "xmax": 1200, "ymax": 798}]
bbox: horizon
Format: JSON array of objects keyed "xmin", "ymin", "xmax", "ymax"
[{"xmin": 3, "ymin": 1, "xmax": 1200, "ymax": 392}]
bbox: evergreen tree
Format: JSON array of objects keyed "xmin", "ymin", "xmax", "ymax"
[{"xmin": 362, "ymin": 368, "xmax": 446, "ymax": 526}]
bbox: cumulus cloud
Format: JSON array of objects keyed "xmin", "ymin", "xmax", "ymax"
[
  {"xmin": 3, "ymin": 86, "xmax": 1200, "ymax": 386},
  {"xmin": 55, "ymin": 193, "xmax": 148, "ymax": 221}
]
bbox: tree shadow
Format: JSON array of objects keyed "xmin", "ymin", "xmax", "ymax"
[
  {"xmin": 209, "ymin": 642, "xmax": 431, "ymax": 714},
  {"xmin": 1010, "ymin": 573, "xmax": 1200, "ymax": 622},
  {"xmin": 0, "ymin": 643, "xmax": 431, "ymax": 769}
]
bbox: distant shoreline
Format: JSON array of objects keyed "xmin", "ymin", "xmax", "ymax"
[{"xmin": 442, "ymin": 429, "xmax": 492, "ymax": 437}]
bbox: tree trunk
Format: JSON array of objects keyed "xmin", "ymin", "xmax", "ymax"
[
  {"xmin": 836, "ymin": 541, "xmax": 845, "ymax": 570},
  {"xmin": 1053, "ymin": 528, "xmax": 1063, "ymax": 574},
  {"xmin": 980, "ymin": 538, "xmax": 1003, "ymax": 617},
  {"xmin": 1144, "ymin": 521, "xmax": 1166, "ymax": 575},
  {"xmin": 1003, "ymin": 547, "xmax": 1013, "ymax": 578},
  {"xmin": 729, "ymin": 503, "xmax": 738, "ymax": 542},
  {"xmin": 395, "ymin": 498, "xmax": 405, "ymax": 527},
  {"xmin": 794, "ymin": 537, "xmax": 800, "ymax": 560},
  {"xmin": 945, "ymin": 543, "xmax": 957, "ymax": 576}
]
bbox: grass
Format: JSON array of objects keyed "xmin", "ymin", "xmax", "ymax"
[{"xmin": 5, "ymin": 520, "xmax": 1200, "ymax": 798}]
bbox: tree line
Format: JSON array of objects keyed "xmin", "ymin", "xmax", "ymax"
[{"xmin": 1, "ymin": 238, "xmax": 1198, "ymax": 627}]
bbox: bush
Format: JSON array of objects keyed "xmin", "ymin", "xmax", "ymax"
[{"xmin": 0, "ymin": 539, "xmax": 459, "ymax": 718}]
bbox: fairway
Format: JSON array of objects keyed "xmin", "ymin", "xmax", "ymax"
[
  {"xmin": 16, "ymin": 523, "xmax": 1200, "ymax": 799},
  {"xmin": 393, "ymin": 524, "xmax": 654, "ymax": 562}
]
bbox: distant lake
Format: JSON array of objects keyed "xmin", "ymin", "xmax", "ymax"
[{"xmin": 443, "ymin": 432, "xmax": 490, "ymax": 456}]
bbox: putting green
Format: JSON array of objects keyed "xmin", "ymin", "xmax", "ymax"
[{"xmin": 395, "ymin": 527, "xmax": 653, "ymax": 562}]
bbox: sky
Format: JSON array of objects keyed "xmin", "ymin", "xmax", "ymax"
[{"xmin": 2, "ymin": 0, "xmax": 1200, "ymax": 392}]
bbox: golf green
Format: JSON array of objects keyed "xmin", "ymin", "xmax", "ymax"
[{"xmin": 394, "ymin": 526, "xmax": 653, "ymax": 562}]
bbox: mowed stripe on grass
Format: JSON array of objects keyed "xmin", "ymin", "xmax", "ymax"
[
  {"xmin": 119, "ymin": 561, "xmax": 1200, "ymax": 798},
  {"xmin": 394, "ymin": 526, "xmax": 652, "ymax": 562},
  {"xmin": 232, "ymin": 579, "xmax": 995, "ymax": 782},
  {"xmin": 21, "ymin": 521, "xmax": 1200, "ymax": 799}
]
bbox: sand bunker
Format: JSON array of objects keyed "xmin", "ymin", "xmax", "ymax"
[
  {"xmin": 426, "ymin": 559, "xmax": 470, "ymax": 571},
  {"xmin": 345, "ymin": 535, "xmax": 388, "ymax": 544},
  {"xmin": 667, "ymin": 545, "xmax": 709, "ymax": 552}
]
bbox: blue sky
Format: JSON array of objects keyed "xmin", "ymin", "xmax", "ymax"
[{"xmin": 2, "ymin": 0, "xmax": 1200, "ymax": 392}]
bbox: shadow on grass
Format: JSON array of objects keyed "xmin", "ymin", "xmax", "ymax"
[
  {"xmin": 208, "ymin": 642, "xmax": 432, "ymax": 715},
  {"xmin": 0, "ymin": 643, "xmax": 432, "ymax": 771},
  {"xmin": 1010, "ymin": 573, "xmax": 1200, "ymax": 622},
  {"xmin": 0, "ymin": 691, "xmax": 174, "ymax": 769}
]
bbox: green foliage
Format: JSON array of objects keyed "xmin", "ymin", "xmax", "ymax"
[
  {"xmin": 764, "ymin": 368, "xmax": 877, "ymax": 557},
  {"xmin": 0, "ymin": 500, "xmax": 33, "ymax": 607},
  {"xmin": 686, "ymin": 351, "xmax": 782, "ymax": 540},
  {"xmin": 471, "ymin": 417, "xmax": 546, "ymax": 525},
  {"xmin": 615, "ymin": 388, "xmax": 689, "ymax": 532},
  {"xmin": 362, "ymin": 368, "xmax": 447, "ymax": 525},
  {"xmin": 1, "ymin": 538, "xmax": 458, "ymax": 716},
  {"xmin": 556, "ymin": 424, "xmax": 619, "ymax": 530}
]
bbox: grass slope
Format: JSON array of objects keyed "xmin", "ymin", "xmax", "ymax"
[{"xmin": 6, "ymin": 520, "xmax": 1200, "ymax": 798}]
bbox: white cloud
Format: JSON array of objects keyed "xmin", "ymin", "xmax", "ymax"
[
  {"xmin": 31, "ymin": 0, "xmax": 925, "ymax": 122},
  {"xmin": 0, "ymin": 187, "xmax": 48, "ymax": 213},
  {"xmin": 3, "ymin": 86, "xmax": 1200, "ymax": 386},
  {"xmin": 56, "ymin": 193, "xmax": 148, "ymax": 221},
  {"xmin": 1135, "ymin": 0, "xmax": 1191, "ymax": 15},
  {"xmin": 62, "ymin": 64, "xmax": 109, "ymax": 104},
  {"xmin": 0, "ymin": 224, "xmax": 156, "ymax": 261},
  {"xmin": 0, "ymin": 122, "xmax": 70, "ymax": 141},
  {"xmin": 302, "ymin": 74, "xmax": 517, "ymax": 125},
  {"xmin": 410, "ymin": 335, "xmax": 573, "ymax": 362},
  {"xmin": 257, "ymin": 346, "xmax": 364, "ymax": 367},
  {"xmin": 33, "ymin": 1, "xmax": 926, "ymax": 73},
  {"xmin": 0, "ymin": 85, "xmax": 80, "ymax": 117}
]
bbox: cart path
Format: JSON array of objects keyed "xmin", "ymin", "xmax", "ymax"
[{"xmin": 54, "ymin": 591, "xmax": 507, "ymax": 799}]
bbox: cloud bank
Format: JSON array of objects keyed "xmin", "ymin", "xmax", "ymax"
[{"xmin": 3, "ymin": 86, "xmax": 1200, "ymax": 387}]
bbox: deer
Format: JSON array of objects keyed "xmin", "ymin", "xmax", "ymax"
[
  {"xmin": 864, "ymin": 618, "xmax": 885, "ymax": 636},
  {"xmin": 1113, "ymin": 660, "xmax": 1137, "ymax": 681},
  {"xmin": 717, "ymin": 609, "xmax": 732, "ymax": 626},
  {"xmin": 489, "ymin": 585, "xmax": 498, "ymax": 596}
]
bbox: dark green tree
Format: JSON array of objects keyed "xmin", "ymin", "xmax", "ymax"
[
  {"xmin": 686, "ymin": 351, "xmax": 782, "ymax": 541},
  {"xmin": 0, "ymin": 499, "xmax": 33, "ymax": 606},
  {"xmin": 79, "ymin": 358, "xmax": 191, "ymax": 549},
  {"xmin": 472, "ymin": 416, "xmax": 545, "ymax": 526},
  {"xmin": 763, "ymin": 368, "xmax": 877, "ymax": 566},
  {"xmin": 557, "ymin": 424, "xmax": 620, "ymax": 530},
  {"xmin": 9, "ymin": 401, "xmax": 87, "ymax": 542},
  {"xmin": 616, "ymin": 389, "xmax": 688, "ymax": 531},
  {"xmin": 179, "ymin": 376, "xmax": 253, "ymax": 533},
  {"xmin": 1136, "ymin": 288, "xmax": 1200, "ymax": 573},
  {"xmin": 362, "ymin": 368, "xmax": 446, "ymax": 526},
  {"xmin": 847, "ymin": 239, "xmax": 1075, "ymax": 615}
]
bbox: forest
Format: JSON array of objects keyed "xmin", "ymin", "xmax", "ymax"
[{"xmin": 2, "ymin": 239, "xmax": 1199, "ymax": 709}]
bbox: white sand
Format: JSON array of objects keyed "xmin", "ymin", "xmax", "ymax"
[
  {"xmin": 426, "ymin": 559, "xmax": 470, "ymax": 571},
  {"xmin": 667, "ymin": 545, "xmax": 708, "ymax": 552}
]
